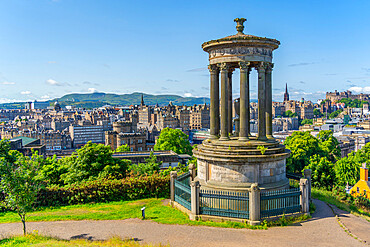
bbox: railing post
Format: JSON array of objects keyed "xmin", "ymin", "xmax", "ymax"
[
  {"xmin": 304, "ymin": 169, "xmax": 312, "ymax": 202},
  {"xmin": 300, "ymin": 178, "xmax": 309, "ymax": 215},
  {"xmin": 170, "ymin": 171, "xmax": 178, "ymax": 202},
  {"xmin": 190, "ymin": 181, "xmax": 200, "ymax": 220},
  {"xmin": 188, "ymin": 163, "xmax": 196, "ymax": 181},
  {"xmin": 249, "ymin": 183, "xmax": 261, "ymax": 225}
]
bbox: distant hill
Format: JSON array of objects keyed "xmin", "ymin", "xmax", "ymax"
[
  {"xmin": 56, "ymin": 92, "xmax": 210, "ymax": 107},
  {"xmin": 0, "ymin": 92, "xmax": 211, "ymax": 109}
]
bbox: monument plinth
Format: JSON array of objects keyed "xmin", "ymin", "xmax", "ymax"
[{"xmin": 194, "ymin": 18, "xmax": 290, "ymax": 191}]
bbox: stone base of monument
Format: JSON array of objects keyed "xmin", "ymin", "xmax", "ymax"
[{"xmin": 193, "ymin": 137, "xmax": 290, "ymax": 192}]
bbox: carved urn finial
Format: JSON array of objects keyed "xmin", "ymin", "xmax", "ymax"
[{"xmin": 234, "ymin": 18, "xmax": 246, "ymax": 34}]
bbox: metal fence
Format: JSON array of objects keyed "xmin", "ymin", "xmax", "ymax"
[
  {"xmin": 260, "ymin": 187, "xmax": 301, "ymax": 218},
  {"xmin": 199, "ymin": 190, "xmax": 249, "ymax": 219},
  {"xmin": 174, "ymin": 172, "xmax": 191, "ymax": 210}
]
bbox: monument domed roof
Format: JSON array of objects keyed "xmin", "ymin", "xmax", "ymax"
[{"xmin": 202, "ymin": 18, "xmax": 280, "ymax": 51}]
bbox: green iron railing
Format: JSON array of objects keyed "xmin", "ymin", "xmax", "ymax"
[
  {"xmin": 260, "ymin": 187, "xmax": 301, "ymax": 218},
  {"xmin": 174, "ymin": 172, "xmax": 191, "ymax": 210},
  {"xmin": 199, "ymin": 190, "xmax": 249, "ymax": 219}
]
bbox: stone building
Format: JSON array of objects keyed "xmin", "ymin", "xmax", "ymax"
[
  {"xmin": 189, "ymin": 104, "xmax": 210, "ymax": 130},
  {"xmin": 156, "ymin": 114, "xmax": 179, "ymax": 130},
  {"xmin": 105, "ymin": 131, "xmax": 146, "ymax": 151},
  {"xmin": 326, "ymin": 90, "xmax": 370, "ymax": 103},
  {"xmin": 69, "ymin": 124, "xmax": 104, "ymax": 148}
]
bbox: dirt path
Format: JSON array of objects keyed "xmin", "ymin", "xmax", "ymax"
[{"xmin": 0, "ymin": 199, "xmax": 368, "ymax": 247}]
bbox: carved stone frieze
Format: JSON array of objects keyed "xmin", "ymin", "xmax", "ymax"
[{"xmin": 209, "ymin": 46, "xmax": 273, "ymax": 59}]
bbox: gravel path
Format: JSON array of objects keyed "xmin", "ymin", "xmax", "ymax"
[{"xmin": 0, "ymin": 199, "xmax": 368, "ymax": 247}]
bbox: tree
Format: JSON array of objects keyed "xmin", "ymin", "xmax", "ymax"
[
  {"xmin": 329, "ymin": 109, "xmax": 343, "ymax": 119},
  {"xmin": 313, "ymin": 109, "xmax": 323, "ymax": 118},
  {"xmin": 38, "ymin": 155, "xmax": 68, "ymax": 186},
  {"xmin": 0, "ymin": 151, "xmax": 43, "ymax": 235},
  {"xmin": 128, "ymin": 151, "xmax": 161, "ymax": 175},
  {"xmin": 305, "ymin": 155, "xmax": 335, "ymax": 189},
  {"xmin": 300, "ymin": 119, "xmax": 313, "ymax": 126},
  {"xmin": 334, "ymin": 152, "xmax": 361, "ymax": 186},
  {"xmin": 115, "ymin": 144, "xmax": 130, "ymax": 153},
  {"xmin": 317, "ymin": 130, "xmax": 341, "ymax": 163},
  {"xmin": 284, "ymin": 131, "xmax": 323, "ymax": 173},
  {"xmin": 283, "ymin": 110, "xmax": 298, "ymax": 118},
  {"xmin": 61, "ymin": 142, "xmax": 129, "ymax": 184},
  {"xmin": 154, "ymin": 128, "xmax": 192, "ymax": 155}
]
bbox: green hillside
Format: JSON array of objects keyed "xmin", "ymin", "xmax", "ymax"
[{"xmin": 0, "ymin": 92, "xmax": 211, "ymax": 109}]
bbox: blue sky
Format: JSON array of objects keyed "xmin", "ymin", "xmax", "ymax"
[{"xmin": 0, "ymin": 0, "xmax": 369, "ymax": 103}]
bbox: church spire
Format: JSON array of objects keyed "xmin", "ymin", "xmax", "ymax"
[
  {"xmin": 141, "ymin": 94, "xmax": 144, "ymax": 106},
  {"xmin": 284, "ymin": 83, "xmax": 289, "ymax": 102}
]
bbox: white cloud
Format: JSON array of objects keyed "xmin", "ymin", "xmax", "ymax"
[
  {"xmin": 1, "ymin": 81, "xmax": 16, "ymax": 85},
  {"xmin": 21, "ymin": 91, "xmax": 31, "ymax": 95},
  {"xmin": 184, "ymin": 93, "xmax": 192, "ymax": 97},
  {"xmin": 0, "ymin": 98, "xmax": 22, "ymax": 104},
  {"xmin": 46, "ymin": 79, "xmax": 61, "ymax": 86},
  {"xmin": 41, "ymin": 95, "xmax": 50, "ymax": 100},
  {"xmin": 348, "ymin": 86, "xmax": 370, "ymax": 94},
  {"xmin": 88, "ymin": 88, "xmax": 97, "ymax": 93}
]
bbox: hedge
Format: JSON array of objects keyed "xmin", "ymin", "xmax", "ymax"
[{"xmin": 35, "ymin": 174, "xmax": 170, "ymax": 207}]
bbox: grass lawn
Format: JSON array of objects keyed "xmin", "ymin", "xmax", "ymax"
[
  {"xmin": 0, "ymin": 234, "xmax": 167, "ymax": 247},
  {"xmin": 312, "ymin": 188, "xmax": 370, "ymax": 221},
  {"xmin": 0, "ymin": 198, "xmax": 311, "ymax": 230},
  {"xmin": 0, "ymin": 198, "xmax": 266, "ymax": 229}
]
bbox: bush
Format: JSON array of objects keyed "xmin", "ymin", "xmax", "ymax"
[{"xmin": 35, "ymin": 174, "xmax": 170, "ymax": 207}]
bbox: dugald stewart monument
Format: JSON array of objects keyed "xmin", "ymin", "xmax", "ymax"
[{"xmin": 194, "ymin": 18, "xmax": 290, "ymax": 192}]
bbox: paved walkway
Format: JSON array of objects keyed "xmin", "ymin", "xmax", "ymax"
[{"xmin": 0, "ymin": 199, "xmax": 368, "ymax": 247}]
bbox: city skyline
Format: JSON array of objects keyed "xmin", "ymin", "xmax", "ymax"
[{"xmin": 0, "ymin": 0, "xmax": 369, "ymax": 104}]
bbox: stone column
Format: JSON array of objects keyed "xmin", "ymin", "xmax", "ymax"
[
  {"xmin": 170, "ymin": 171, "xmax": 178, "ymax": 202},
  {"xmin": 257, "ymin": 63, "xmax": 267, "ymax": 141},
  {"xmin": 227, "ymin": 69, "xmax": 234, "ymax": 135},
  {"xmin": 249, "ymin": 183, "xmax": 261, "ymax": 225},
  {"xmin": 304, "ymin": 169, "xmax": 312, "ymax": 202},
  {"xmin": 300, "ymin": 178, "xmax": 309, "ymax": 214},
  {"xmin": 190, "ymin": 181, "xmax": 200, "ymax": 220},
  {"xmin": 265, "ymin": 63, "xmax": 273, "ymax": 139},
  {"xmin": 209, "ymin": 64, "xmax": 220, "ymax": 139},
  {"xmin": 219, "ymin": 63, "xmax": 230, "ymax": 141},
  {"xmin": 239, "ymin": 62, "xmax": 250, "ymax": 141},
  {"xmin": 189, "ymin": 163, "xmax": 196, "ymax": 181}
]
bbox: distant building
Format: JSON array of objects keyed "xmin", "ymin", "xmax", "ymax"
[
  {"xmin": 326, "ymin": 90, "xmax": 370, "ymax": 103},
  {"xmin": 284, "ymin": 83, "xmax": 289, "ymax": 102},
  {"xmin": 69, "ymin": 124, "xmax": 104, "ymax": 148},
  {"xmin": 9, "ymin": 136, "xmax": 46, "ymax": 156}
]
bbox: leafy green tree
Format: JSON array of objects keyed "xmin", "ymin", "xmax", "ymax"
[
  {"xmin": 313, "ymin": 109, "xmax": 323, "ymax": 118},
  {"xmin": 61, "ymin": 142, "xmax": 129, "ymax": 184},
  {"xmin": 300, "ymin": 119, "xmax": 313, "ymax": 125},
  {"xmin": 353, "ymin": 142, "xmax": 370, "ymax": 164},
  {"xmin": 284, "ymin": 131, "xmax": 323, "ymax": 173},
  {"xmin": 154, "ymin": 127, "xmax": 192, "ymax": 155},
  {"xmin": 38, "ymin": 155, "xmax": 68, "ymax": 186},
  {"xmin": 128, "ymin": 151, "xmax": 161, "ymax": 175},
  {"xmin": 115, "ymin": 144, "xmax": 130, "ymax": 153},
  {"xmin": 317, "ymin": 130, "xmax": 341, "ymax": 163},
  {"xmin": 283, "ymin": 110, "xmax": 298, "ymax": 118},
  {"xmin": 0, "ymin": 151, "xmax": 44, "ymax": 235},
  {"xmin": 329, "ymin": 109, "xmax": 343, "ymax": 119},
  {"xmin": 334, "ymin": 152, "xmax": 361, "ymax": 186},
  {"xmin": 305, "ymin": 155, "xmax": 335, "ymax": 189}
]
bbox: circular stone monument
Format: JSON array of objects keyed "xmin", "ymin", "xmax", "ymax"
[{"xmin": 193, "ymin": 18, "xmax": 290, "ymax": 192}]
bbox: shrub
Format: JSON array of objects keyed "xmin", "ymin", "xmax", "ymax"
[{"xmin": 35, "ymin": 174, "xmax": 170, "ymax": 207}]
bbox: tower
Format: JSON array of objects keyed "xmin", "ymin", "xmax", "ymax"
[
  {"xmin": 284, "ymin": 83, "xmax": 289, "ymax": 102},
  {"xmin": 193, "ymin": 18, "xmax": 289, "ymax": 192},
  {"xmin": 141, "ymin": 94, "xmax": 145, "ymax": 106}
]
